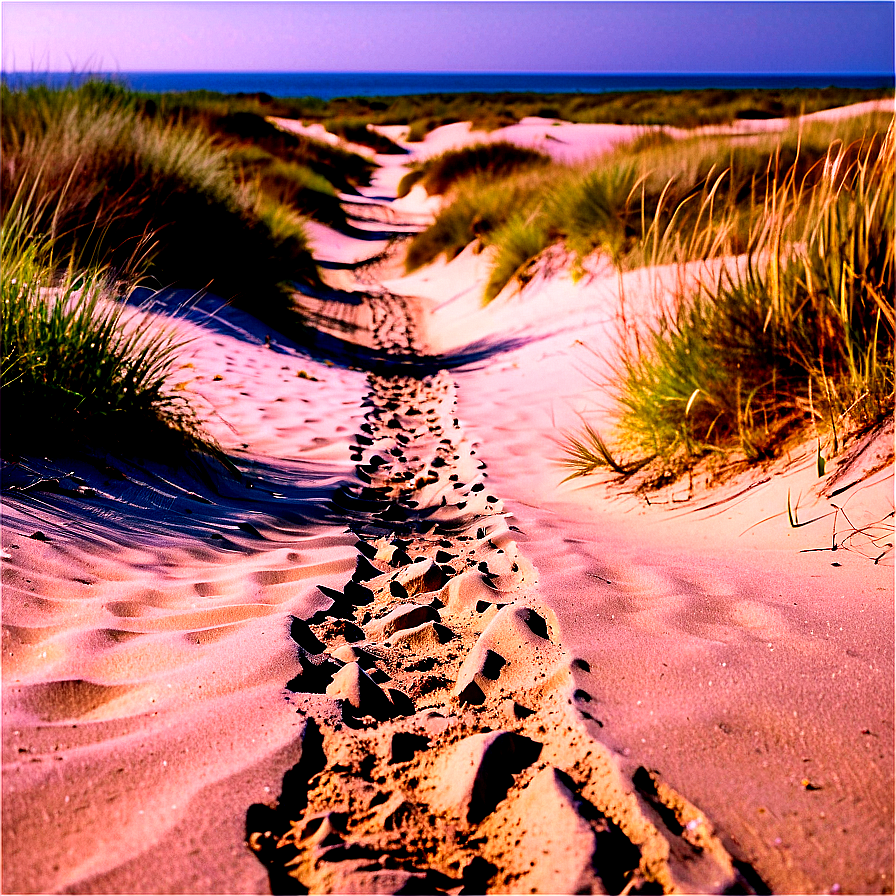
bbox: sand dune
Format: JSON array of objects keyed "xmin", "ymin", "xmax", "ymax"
[{"xmin": 2, "ymin": 105, "xmax": 893, "ymax": 895}]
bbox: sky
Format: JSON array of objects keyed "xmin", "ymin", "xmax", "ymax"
[{"xmin": 2, "ymin": 1, "xmax": 894, "ymax": 75}]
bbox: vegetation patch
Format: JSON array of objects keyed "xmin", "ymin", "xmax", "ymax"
[
  {"xmin": 562, "ymin": 125, "xmax": 895, "ymax": 484},
  {"xmin": 0, "ymin": 82, "xmax": 320, "ymax": 325},
  {"xmin": 324, "ymin": 117, "xmax": 408, "ymax": 154},
  {"xmin": 398, "ymin": 142, "xmax": 550, "ymax": 198},
  {"xmin": 1, "ymin": 196, "xmax": 214, "ymax": 458},
  {"xmin": 408, "ymin": 111, "xmax": 895, "ymax": 302},
  {"xmin": 270, "ymin": 85, "xmax": 893, "ymax": 137}
]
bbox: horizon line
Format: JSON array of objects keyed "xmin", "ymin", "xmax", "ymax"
[{"xmin": 3, "ymin": 68, "xmax": 895, "ymax": 74}]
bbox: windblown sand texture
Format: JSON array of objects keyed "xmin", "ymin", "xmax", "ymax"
[{"xmin": 3, "ymin": 102, "xmax": 894, "ymax": 895}]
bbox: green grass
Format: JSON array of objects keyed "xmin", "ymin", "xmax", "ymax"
[
  {"xmin": 242, "ymin": 85, "xmax": 892, "ymax": 137},
  {"xmin": 62, "ymin": 80, "xmax": 888, "ymax": 142},
  {"xmin": 0, "ymin": 79, "xmax": 389, "ymax": 458},
  {"xmin": 404, "ymin": 168, "xmax": 553, "ymax": 272},
  {"xmin": 1, "ymin": 192, "xmax": 214, "ymax": 457},
  {"xmin": 229, "ymin": 147, "xmax": 349, "ymax": 230},
  {"xmin": 408, "ymin": 110, "xmax": 895, "ymax": 303},
  {"xmin": 0, "ymin": 81, "xmax": 322, "ymax": 336},
  {"xmin": 397, "ymin": 142, "xmax": 550, "ymax": 198},
  {"xmin": 562, "ymin": 125, "xmax": 895, "ymax": 485},
  {"xmin": 483, "ymin": 213, "xmax": 552, "ymax": 302},
  {"xmin": 323, "ymin": 117, "xmax": 407, "ymax": 155}
]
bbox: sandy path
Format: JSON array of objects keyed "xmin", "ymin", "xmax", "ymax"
[{"xmin": 242, "ymin": 281, "xmax": 753, "ymax": 893}]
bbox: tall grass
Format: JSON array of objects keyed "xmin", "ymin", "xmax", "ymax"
[
  {"xmin": 404, "ymin": 168, "xmax": 553, "ymax": 271},
  {"xmin": 562, "ymin": 124, "xmax": 895, "ymax": 483},
  {"xmin": 483, "ymin": 213, "xmax": 552, "ymax": 302},
  {"xmin": 133, "ymin": 91, "xmax": 378, "ymax": 193},
  {"xmin": 323, "ymin": 117, "xmax": 407, "ymax": 155},
  {"xmin": 397, "ymin": 142, "xmax": 550, "ymax": 198},
  {"xmin": 408, "ymin": 111, "xmax": 895, "ymax": 303},
  {"xmin": 231, "ymin": 147, "xmax": 349, "ymax": 231},
  {"xmin": 1, "ymin": 82, "xmax": 320, "ymax": 335},
  {"xmin": 203, "ymin": 83, "xmax": 890, "ymax": 137},
  {"xmin": 1, "ymin": 191, "xmax": 212, "ymax": 457}
]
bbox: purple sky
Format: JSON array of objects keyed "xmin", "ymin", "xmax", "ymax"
[{"xmin": 2, "ymin": 2, "xmax": 894, "ymax": 74}]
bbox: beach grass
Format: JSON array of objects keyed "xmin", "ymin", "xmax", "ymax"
[
  {"xmin": 397, "ymin": 142, "xmax": 550, "ymax": 198},
  {"xmin": 408, "ymin": 109, "xmax": 894, "ymax": 304},
  {"xmin": 323, "ymin": 117, "xmax": 408, "ymax": 154},
  {"xmin": 404, "ymin": 168, "xmax": 553, "ymax": 272},
  {"xmin": 273, "ymin": 85, "xmax": 893, "ymax": 137},
  {"xmin": 1, "ymin": 82, "xmax": 317, "ymax": 291},
  {"xmin": 562, "ymin": 123, "xmax": 895, "ymax": 484},
  {"xmin": 1, "ymin": 191, "xmax": 213, "ymax": 457}
]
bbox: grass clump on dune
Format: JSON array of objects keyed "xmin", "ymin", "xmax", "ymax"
[
  {"xmin": 1, "ymin": 82, "xmax": 321, "ymax": 335},
  {"xmin": 229, "ymin": 145, "xmax": 349, "ymax": 231},
  {"xmin": 563, "ymin": 126, "xmax": 895, "ymax": 484},
  {"xmin": 397, "ymin": 142, "xmax": 550, "ymax": 198},
  {"xmin": 134, "ymin": 92, "xmax": 378, "ymax": 194},
  {"xmin": 1, "ymin": 196, "xmax": 213, "ymax": 458},
  {"xmin": 404, "ymin": 168, "xmax": 553, "ymax": 272},
  {"xmin": 408, "ymin": 111, "xmax": 895, "ymax": 304},
  {"xmin": 272, "ymin": 85, "xmax": 892, "ymax": 138},
  {"xmin": 323, "ymin": 117, "xmax": 408, "ymax": 155},
  {"xmin": 483, "ymin": 213, "xmax": 552, "ymax": 302}
]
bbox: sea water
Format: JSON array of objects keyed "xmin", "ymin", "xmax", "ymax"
[{"xmin": 2, "ymin": 71, "xmax": 893, "ymax": 98}]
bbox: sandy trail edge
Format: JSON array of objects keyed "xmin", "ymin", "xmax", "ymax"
[
  {"xmin": 241, "ymin": 299, "xmax": 755, "ymax": 893},
  {"xmin": 277, "ymin": 104, "xmax": 892, "ymax": 893}
]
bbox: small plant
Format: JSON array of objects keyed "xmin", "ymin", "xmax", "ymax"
[
  {"xmin": 1, "ymin": 194, "xmax": 213, "ymax": 457},
  {"xmin": 560, "ymin": 420, "xmax": 653, "ymax": 480},
  {"xmin": 408, "ymin": 142, "xmax": 550, "ymax": 196},
  {"xmin": 563, "ymin": 123, "xmax": 895, "ymax": 484},
  {"xmin": 483, "ymin": 213, "xmax": 551, "ymax": 302},
  {"xmin": 324, "ymin": 117, "xmax": 408, "ymax": 155},
  {"xmin": 550, "ymin": 162, "xmax": 642, "ymax": 265},
  {"xmin": 405, "ymin": 171, "xmax": 549, "ymax": 271}
]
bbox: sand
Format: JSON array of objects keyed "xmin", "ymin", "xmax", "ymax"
[{"xmin": 2, "ymin": 103, "xmax": 893, "ymax": 895}]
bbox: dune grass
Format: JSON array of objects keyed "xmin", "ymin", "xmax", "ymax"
[
  {"xmin": 408, "ymin": 110, "xmax": 895, "ymax": 304},
  {"xmin": 404, "ymin": 168, "xmax": 554, "ymax": 272},
  {"xmin": 397, "ymin": 142, "xmax": 550, "ymax": 198},
  {"xmin": 133, "ymin": 89, "xmax": 378, "ymax": 194},
  {"xmin": 0, "ymin": 81, "xmax": 329, "ymax": 339},
  {"xmin": 0, "ymin": 80, "xmax": 376, "ymax": 458},
  {"xmin": 0, "ymin": 84, "xmax": 315, "ymax": 288},
  {"xmin": 483, "ymin": 213, "xmax": 553, "ymax": 303},
  {"xmin": 323, "ymin": 117, "xmax": 408, "ymax": 155},
  {"xmin": 1, "ymin": 192, "xmax": 214, "ymax": 458},
  {"xmin": 229, "ymin": 145, "xmax": 349, "ymax": 231},
  {"xmin": 56, "ymin": 80, "xmax": 886, "ymax": 142},
  {"xmin": 562, "ymin": 124, "xmax": 895, "ymax": 484},
  {"xmin": 264, "ymin": 85, "xmax": 893, "ymax": 137}
]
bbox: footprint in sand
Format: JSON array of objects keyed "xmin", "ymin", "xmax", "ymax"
[{"xmin": 246, "ymin": 319, "xmax": 757, "ymax": 892}]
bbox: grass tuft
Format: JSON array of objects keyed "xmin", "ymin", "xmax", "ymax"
[
  {"xmin": 483, "ymin": 213, "xmax": 551, "ymax": 302},
  {"xmin": 563, "ymin": 123, "xmax": 895, "ymax": 483},
  {"xmin": 1, "ymin": 191, "xmax": 214, "ymax": 457},
  {"xmin": 324, "ymin": 117, "xmax": 408, "ymax": 154},
  {"xmin": 406, "ymin": 142, "xmax": 550, "ymax": 197},
  {"xmin": 1, "ymin": 81, "xmax": 324, "ymax": 337}
]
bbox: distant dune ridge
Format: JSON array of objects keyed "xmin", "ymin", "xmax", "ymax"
[{"xmin": 2, "ymin": 95, "xmax": 893, "ymax": 895}]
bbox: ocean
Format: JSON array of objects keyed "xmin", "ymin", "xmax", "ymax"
[{"xmin": 2, "ymin": 71, "xmax": 893, "ymax": 99}]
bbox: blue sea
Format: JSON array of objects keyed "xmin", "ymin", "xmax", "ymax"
[{"xmin": 2, "ymin": 71, "xmax": 893, "ymax": 98}]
